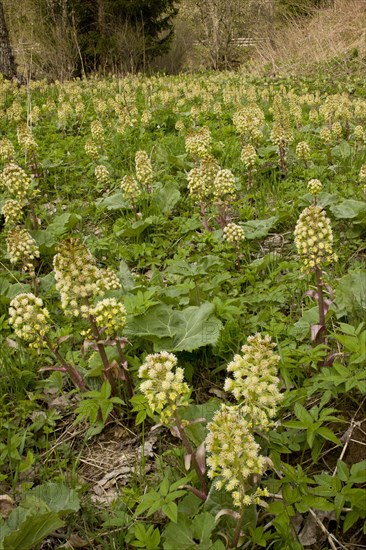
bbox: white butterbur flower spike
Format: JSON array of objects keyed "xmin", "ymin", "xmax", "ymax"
[
  {"xmin": 224, "ymin": 333, "xmax": 282, "ymax": 431},
  {"xmin": 213, "ymin": 169, "xmax": 236, "ymax": 201},
  {"xmin": 187, "ymin": 155, "xmax": 219, "ymax": 202},
  {"xmin": 89, "ymin": 298, "xmax": 127, "ymax": 338},
  {"xmin": 240, "ymin": 144, "xmax": 257, "ymax": 169},
  {"xmin": 307, "ymin": 178, "xmax": 322, "ymax": 196},
  {"xmin": 354, "ymin": 125, "xmax": 364, "ymax": 141},
  {"xmin": 185, "ymin": 127, "xmax": 212, "ymax": 158},
  {"xmin": 135, "ymin": 150, "xmax": 153, "ymax": 186},
  {"xmin": 1, "ymin": 163, "xmax": 32, "ymax": 200},
  {"xmin": 120, "ymin": 174, "xmax": 141, "ymax": 201},
  {"xmin": 95, "ymin": 164, "xmax": 110, "ymax": 186},
  {"xmin": 6, "ymin": 226, "xmax": 40, "ymax": 273},
  {"xmin": 90, "ymin": 120, "xmax": 105, "ymax": 145},
  {"xmin": 233, "ymin": 105, "xmax": 264, "ymax": 142},
  {"xmin": 294, "ymin": 205, "xmax": 337, "ymax": 272},
  {"xmin": 17, "ymin": 123, "xmax": 37, "ymax": 155},
  {"xmin": 0, "ymin": 138, "xmax": 16, "ymax": 162},
  {"xmin": 138, "ymin": 352, "xmax": 190, "ymax": 424},
  {"xmin": 2, "ymin": 199, "xmax": 23, "ymax": 226},
  {"xmin": 9, "ymin": 293, "xmax": 50, "ymax": 348},
  {"xmin": 53, "ymin": 238, "xmax": 120, "ymax": 317},
  {"xmin": 85, "ymin": 139, "xmax": 99, "ymax": 161},
  {"xmin": 296, "ymin": 141, "xmax": 311, "ymax": 161},
  {"xmin": 359, "ymin": 164, "xmax": 366, "ymax": 182},
  {"xmin": 223, "ymin": 223, "xmax": 245, "ymax": 244},
  {"xmin": 97, "ymin": 267, "xmax": 121, "ymax": 293},
  {"xmin": 205, "ymin": 404, "xmax": 267, "ymax": 507}
]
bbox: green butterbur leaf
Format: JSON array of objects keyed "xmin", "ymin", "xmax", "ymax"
[{"xmin": 127, "ymin": 302, "xmax": 222, "ymax": 352}]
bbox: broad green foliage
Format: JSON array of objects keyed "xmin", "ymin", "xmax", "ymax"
[
  {"xmin": 0, "ymin": 483, "xmax": 80, "ymax": 550},
  {"xmin": 126, "ymin": 302, "xmax": 222, "ymax": 351}
]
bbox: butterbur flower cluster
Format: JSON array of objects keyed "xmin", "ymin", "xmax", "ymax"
[
  {"xmin": 320, "ymin": 127, "xmax": 332, "ymax": 144},
  {"xmin": 17, "ymin": 123, "xmax": 37, "ymax": 155},
  {"xmin": 205, "ymin": 404, "xmax": 266, "ymax": 507},
  {"xmin": 270, "ymin": 122, "xmax": 293, "ymax": 147},
  {"xmin": 85, "ymin": 139, "xmax": 100, "ymax": 161},
  {"xmin": 135, "ymin": 150, "xmax": 153, "ymax": 186},
  {"xmin": 294, "ymin": 205, "xmax": 337, "ymax": 272},
  {"xmin": 91, "ymin": 120, "xmax": 105, "ymax": 144},
  {"xmin": 187, "ymin": 155, "xmax": 220, "ymax": 202},
  {"xmin": 309, "ymin": 109, "xmax": 319, "ymax": 123},
  {"xmin": 331, "ymin": 121, "xmax": 342, "ymax": 138},
  {"xmin": 89, "ymin": 298, "xmax": 127, "ymax": 337},
  {"xmin": 9, "ymin": 293, "xmax": 50, "ymax": 348},
  {"xmin": 354, "ymin": 125, "xmax": 364, "ymax": 141},
  {"xmin": 288, "ymin": 101, "xmax": 302, "ymax": 125},
  {"xmin": 190, "ymin": 105, "xmax": 200, "ymax": 122},
  {"xmin": 30, "ymin": 105, "xmax": 40, "ymax": 124},
  {"xmin": 57, "ymin": 102, "xmax": 73, "ymax": 126},
  {"xmin": 224, "ymin": 334, "xmax": 282, "ymax": 430},
  {"xmin": 2, "ymin": 199, "xmax": 23, "ymax": 226},
  {"xmin": 98, "ymin": 267, "xmax": 122, "ymax": 293},
  {"xmin": 213, "ymin": 102, "xmax": 222, "ymax": 115},
  {"xmin": 185, "ymin": 127, "xmax": 211, "ymax": 158},
  {"xmin": 6, "ymin": 227, "xmax": 40, "ymax": 272},
  {"xmin": 95, "ymin": 165, "xmax": 110, "ymax": 186},
  {"xmin": 359, "ymin": 164, "xmax": 366, "ymax": 182},
  {"xmin": 120, "ymin": 174, "xmax": 141, "ymax": 200},
  {"xmin": 213, "ymin": 169, "xmax": 236, "ymax": 201},
  {"xmin": 0, "ymin": 138, "xmax": 15, "ymax": 162},
  {"xmin": 240, "ymin": 144, "xmax": 257, "ymax": 169},
  {"xmin": 75, "ymin": 102, "xmax": 85, "ymax": 117},
  {"xmin": 232, "ymin": 105, "xmax": 264, "ymax": 141},
  {"xmin": 307, "ymin": 178, "xmax": 322, "ymax": 196},
  {"xmin": 93, "ymin": 98, "xmax": 108, "ymax": 116},
  {"xmin": 1, "ymin": 163, "xmax": 32, "ymax": 200},
  {"xmin": 296, "ymin": 141, "xmax": 311, "ymax": 161},
  {"xmin": 138, "ymin": 352, "xmax": 190, "ymax": 424},
  {"xmin": 141, "ymin": 110, "xmax": 152, "ymax": 125},
  {"xmin": 271, "ymin": 98, "xmax": 293, "ymax": 146},
  {"xmin": 7, "ymin": 100, "xmax": 22, "ymax": 122},
  {"xmin": 175, "ymin": 120, "xmax": 185, "ymax": 132},
  {"xmin": 223, "ymin": 223, "xmax": 245, "ymax": 244},
  {"xmin": 53, "ymin": 238, "xmax": 102, "ymax": 316}
]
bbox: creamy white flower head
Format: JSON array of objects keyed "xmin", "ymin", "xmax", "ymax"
[
  {"xmin": 224, "ymin": 334, "xmax": 282, "ymax": 430},
  {"xmin": 206, "ymin": 404, "xmax": 266, "ymax": 507},
  {"xmin": 138, "ymin": 352, "xmax": 190, "ymax": 424},
  {"xmin": 9, "ymin": 293, "xmax": 50, "ymax": 348}
]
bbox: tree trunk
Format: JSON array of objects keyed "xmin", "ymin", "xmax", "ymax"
[{"xmin": 0, "ymin": 1, "xmax": 16, "ymax": 79}]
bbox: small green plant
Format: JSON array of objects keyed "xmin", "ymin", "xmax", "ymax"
[
  {"xmin": 74, "ymin": 380, "xmax": 124, "ymax": 438},
  {"xmin": 129, "ymin": 523, "xmax": 161, "ymax": 549},
  {"xmin": 134, "ymin": 476, "xmax": 189, "ymax": 524},
  {"xmin": 283, "ymin": 402, "xmax": 341, "ymax": 461}
]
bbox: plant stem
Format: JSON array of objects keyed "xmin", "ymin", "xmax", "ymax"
[
  {"xmin": 116, "ymin": 339, "xmax": 134, "ymax": 399},
  {"xmin": 315, "ymin": 266, "xmax": 326, "ymax": 345},
  {"xmin": 31, "ymin": 270, "xmax": 38, "ymax": 295},
  {"xmin": 247, "ymin": 169, "xmax": 252, "ymax": 189},
  {"xmin": 174, "ymin": 411, "xmax": 208, "ymax": 498},
  {"xmin": 88, "ymin": 313, "xmax": 117, "ymax": 394},
  {"xmin": 194, "ymin": 278, "xmax": 201, "ymax": 306},
  {"xmin": 217, "ymin": 201, "xmax": 229, "ymax": 229},
  {"xmin": 231, "ymin": 504, "xmax": 246, "ymax": 549},
  {"xmin": 278, "ymin": 143, "xmax": 287, "ymax": 173},
  {"xmin": 200, "ymin": 202, "xmax": 211, "ymax": 232},
  {"xmin": 44, "ymin": 335, "xmax": 86, "ymax": 391}
]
